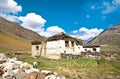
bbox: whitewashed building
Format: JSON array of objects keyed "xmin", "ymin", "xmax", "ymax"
[
  {"xmin": 83, "ymin": 45, "xmax": 100, "ymax": 53},
  {"xmin": 45, "ymin": 32, "xmax": 83, "ymax": 59},
  {"xmin": 31, "ymin": 40, "xmax": 42, "ymax": 58},
  {"xmin": 31, "ymin": 32, "xmax": 100, "ymax": 59},
  {"xmin": 31, "ymin": 32, "xmax": 83, "ymax": 59}
]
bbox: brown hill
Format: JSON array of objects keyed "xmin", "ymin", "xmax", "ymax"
[
  {"xmin": 0, "ymin": 17, "xmax": 44, "ymax": 40},
  {"xmin": 0, "ymin": 17, "xmax": 45, "ymax": 52},
  {"xmin": 86, "ymin": 24, "xmax": 120, "ymax": 46}
]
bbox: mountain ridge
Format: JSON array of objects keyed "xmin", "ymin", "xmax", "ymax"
[
  {"xmin": 85, "ymin": 24, "xmax": 120, "ymax": 46},
  {"xmin": 0, "ymin": 17, "xmax": 45, "ymax": 41},
  {"xmin": 0, "ymin": 17, "xmax": 45, "ymax": 52}
]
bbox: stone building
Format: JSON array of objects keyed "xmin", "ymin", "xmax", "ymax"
[
  {"xmin": 31, "ymin": 40, "xmax": 42, "ymax": 58},
  {"xmin": 83, "ymin": 45, "xmax": 100, "ymax": 53},
  {"xmin": 31, "ymin": 32, "xmax": 100, "ymax": 59},
  {"xmin": 45, "ymin": 32, "xmax": 83, "ymax": 59}
]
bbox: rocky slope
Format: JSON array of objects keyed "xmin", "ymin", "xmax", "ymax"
[
  {"xmin": 0, "ymin": 17, "xmax": 45, "ymax": 52},
  {"xmin": 86, "ymin": 24, "xmax": 120, "ymax": 46},
  {"xmin": 0, "ymin": 17, "xmax": 44, "ymax": 40}
]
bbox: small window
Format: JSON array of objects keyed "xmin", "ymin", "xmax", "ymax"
[
  {"xmin": 93, "ymin": 48, "xmax": 96, "ymax": 52},
  {"xmin": 65, "ymin": 41, "xmax": 69, "ymax": 47},
  {"xmin": 71, "ymin": 41, "xmax": 74, "ymax": 47},
  {"xmin": 36, "ymin": 46, "xmax": 39, "ymax": 50},
  {"xmin": 85, "ymin": 49, "xmax": 87, "ymax": 51}
]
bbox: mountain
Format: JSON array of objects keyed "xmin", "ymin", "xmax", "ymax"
[
  {"xmin": 0, "ymin": 17, "xmax": 45, "ymax": 52},
  {"xmin": 86, "ymin": 24, "xmax": 120, "ymax": 46},
  {"xmin": 85, "ymin": 24, "xmax": 120, "ymax": 53},
  {"xmin": 0, "ymin": 17, "xmax": 44, "ymax": 40}
]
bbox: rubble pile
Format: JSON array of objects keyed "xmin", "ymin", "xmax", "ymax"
[{"xmin": 0, "ymin": 53, "xmax": 66, "ymax": 79}]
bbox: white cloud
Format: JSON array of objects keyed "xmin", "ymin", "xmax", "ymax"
[
  {"xmin": 19, "ymin": 13, "xmax": 46, "ymax": 32},
  {"xmin": 102, "ymin": 0, "xmax": 120, "ymax": 14},
  {"xmin": 19, "ymin": 13, "xmax": 64, "ymax": 37},
  {"xmin": 0, "ymin": 0, "xmax": 65, "ymax": 37},
  {"xmin": 40, "ymin": 26, "xmax": 65, "ymax": 37},
  {"xmin": 102, "ymin": 2, "xmax": 116, "ymax": 14},
  {"xmin": 112, "ymin": 0, "xmax": 120, "ymax": 5},
  {"xmin": 0, "ymin": 0, "xmax": 22, "ymax": 14},
  {"xmin": 72, "ymin": 30, "xmax": 78, "ymax": 33},
  {"xmin": 86, "ymin": 14, "xmax": 90, "ymax": 18},
  {"xmin": 0, "ymin": 0, "xmax": 22, "ymax": 22},
  {"xmin": 71, "ymin": 27, "xmax": 103, "ymax": 40},
  {"xmin": 0, "ymin": 13, "xmax": 19, "ymax": 22}
]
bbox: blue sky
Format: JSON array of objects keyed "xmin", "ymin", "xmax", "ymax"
[{"xmin": 0, "ymin": 0, "xmax": 120, "ymax": 40}]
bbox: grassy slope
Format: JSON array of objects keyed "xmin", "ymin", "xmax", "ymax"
[
  {"xmin": 11, "ymin": 53, "xmax": 120, "ymax": 79},
  {"xmin": 100, "ymin": 45, "xmax": 120, "ymax": 53},
  {"xmin": 0, "ymin": 31, "xmax": 31, "ymax": 52}
]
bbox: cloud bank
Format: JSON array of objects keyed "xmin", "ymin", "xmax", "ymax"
[
  {"xmin": 72, "ymin": 27, "xmax": 103, "ymax": 40},
  {"xmin": 0, "ymin": 0, "xmax": 22, "ymax": 14},
  {"xmin": 102, "ymin": 0, "xmax": 120, "ymax": 14},
  {"xmin": 0, "ymin": 0, "xmax": 65, "ymax": 37},
  {"xmin": 0, "ymin": 0, "xmax": 104, "ymax": 40},
  {"xmin": 19, "ymin": 13, "xmax": 46, "ymax": 32},
  {"xmin": 0, "ymin": 0, "xmax": 22, "ymax": 22}
]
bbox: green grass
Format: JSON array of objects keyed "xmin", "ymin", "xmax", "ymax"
[
  {"xmin": 7, "ymin": 53, "xmax": 120, "ymax": 79},
  {"xmin": 100, "ymin": 45, "xmax": 120, "ymax": 53}
]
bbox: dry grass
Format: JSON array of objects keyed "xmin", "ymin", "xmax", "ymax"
[
  {"xmin": 8, "ymin": 53, "xmax": 120, "ymax": 79},
  {"xmin": 0, "ymin": 31, "xmax": 31, "ymax": 52},
  {"xmin": 101, "ymin": 45, "xmax": 120, "ymax": 53}
]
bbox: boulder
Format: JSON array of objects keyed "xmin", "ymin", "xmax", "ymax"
[{"xmin": 0, "ymin": 53, "xmax": 7, "ymax": 64}]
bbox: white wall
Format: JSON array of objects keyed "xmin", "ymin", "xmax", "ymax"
[
  {"xmin": 96, "ymin": 47, "xmax": 100, "ymax": 52},
  {"xmin": 83, "ymin": 47, "xmax": 100, "ymax": 52},
  {"xmin": 46, "ymin": 40, "xmax": 65, "ymax": 55},
  {"xmin": 46, "ymin": 40, "xmax": 83, "ymax": 55},
  {"xmin": 74, "ymin": 45, "xmax": 83, "ymax": 55},
  {"xmin": 31, "ymin": 44, "xmax": 42, "ymax": 57}
]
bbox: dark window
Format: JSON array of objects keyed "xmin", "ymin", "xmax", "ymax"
[
  {"xmin": 85, "ymin": 49, "xmax": 87, "ymax": 51},
  {"xmin": 36, "ymin": 46, "xmax": 39, "ymax": 50},
  {"xmin": 71, "ymin": 41, "xmax": 74, "ymax": 47},
  {"xmin": 93, "ymin": 48, "xmax": 96, "ymax": 52},
  {"xmin": 65, "ymin": 41, "xmax": 69, "ymax": 47}
]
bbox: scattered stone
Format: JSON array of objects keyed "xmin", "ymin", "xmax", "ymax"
[
  {"xmin": 0, "ymin": 53, "xmax": 66, "ymax": 79},
  {"xmin": 0, "ymin": 53, "xmax": 7, "ymax": 64}
]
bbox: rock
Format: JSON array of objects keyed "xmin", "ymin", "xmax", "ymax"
[
  {"xmin": 3, "ymin": 62, "xmax": 14, "ymax": 72},
  {"xmin": 0, "ymin": 53, "xmax": 65, "ymax": 79},
  {"xmin": 2, "ymin": 71, "xmax": 14, "ymax": 79},
  {"xmin": 26, "ymin": 71, "xmax": 38, "ymax": 79},
  {"xmin": 33, "ymin": 61, "xmax": 38, "ymax": 67},
  {"xmin": 8, "ymin": 57, "xmax": 17, "ymax": 63},
  {"xmin": 14, "ymin": 72, "xmax": 27, "ymax": 79},
  {"xmin": 25, "ymin": 68, "xmax": 39, "ymax": 74},
  {"xmin": 45, "ymin": 74, "xmax": 57, "ymax": 79},
  {"xmin": 0, "ymin": 53, "xmax": 6, "ymax": 58},
  {"xmin": 41, "ymin": 70, "xmax": 52, "ymax": 74},
  {"xmin": 0, "ymin": 68, "xmax": 4, "ymax": 75},
  {"xmin": 21, "ymin": 62, "xmax": 33, "ymax": 71},
  {"xmin": 38, "ymin": 72, "xmax": 47, "ymax": 79},
  {"xmin": 13, "ymin": 63, "xmax": 20, "ymax": 69},
  {"xmin": 0, "ymin": 53, "xmax": 7, "ymax": 63}
]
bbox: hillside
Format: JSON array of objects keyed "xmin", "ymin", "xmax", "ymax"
[
  {"xmin": 0, "ymin": 17, "xmax": 45, "ymax": 52},
  {"xmin": 85, "ymin": 24, "xmax": 120, "ymax": 53},
  {"xmin": 0, "ymin": 17, "xmax": 44, "ymax": 40},
  {"xmin": 86, "ymin": 24, "xmax": 120, "ymax": 46}
]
